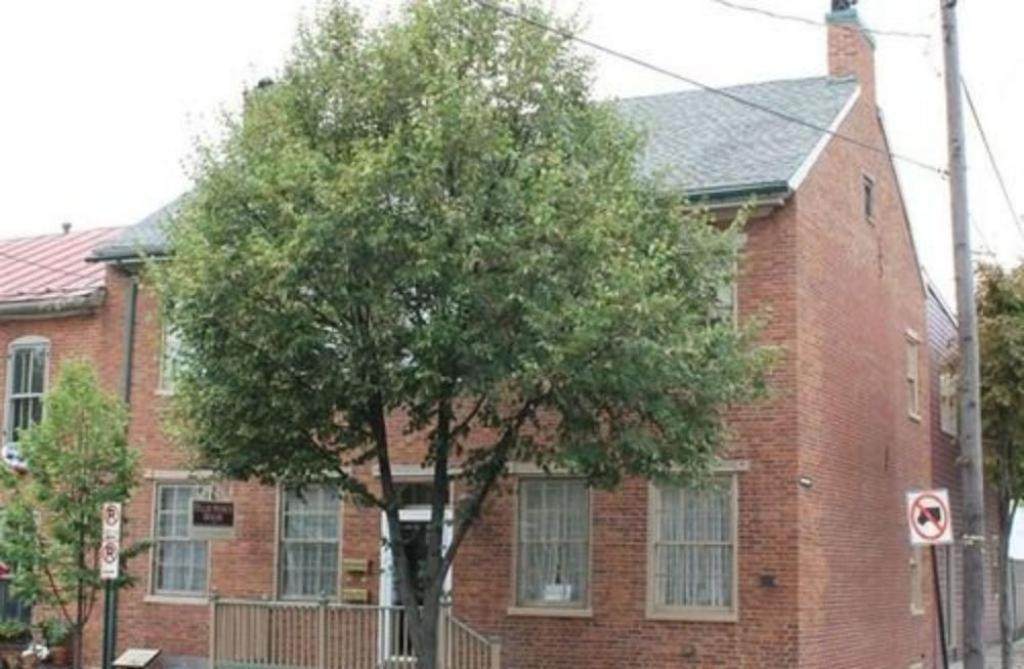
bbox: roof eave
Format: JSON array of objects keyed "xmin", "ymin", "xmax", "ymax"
[
  {"xmin": 86, "ymin": 245, "xmax": 170, "ymax": 264},
  {"xmin": 0, "ymin": 289, "xmax": 107, "ymax": 321}
]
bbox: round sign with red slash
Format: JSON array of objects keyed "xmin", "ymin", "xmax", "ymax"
[{"xmin": 906, "ymin": 489, "xmax": 954, "ymax": 546}]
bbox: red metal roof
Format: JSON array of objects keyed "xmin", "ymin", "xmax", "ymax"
[{"xmin": 0, "ymin": 227, "xmax": 123, "ymax": 304}]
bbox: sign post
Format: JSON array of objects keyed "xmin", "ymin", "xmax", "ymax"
[
  {"xmin": 906, "ymin": 489, "xmax": 953, "ymax": 669},
  {"xmin": 101, "ymin": 502, "xmax": 122, "ymax": 669}
]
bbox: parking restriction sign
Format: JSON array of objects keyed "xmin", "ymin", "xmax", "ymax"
[
  {"xmin": 906, "ymin": 489, "xmax": 954, "ymax": 546},
  {"xmin": 101, "ymin": 502, "xmax": 122, "ymax": 580}
]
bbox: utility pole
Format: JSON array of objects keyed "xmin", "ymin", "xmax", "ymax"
[{"xmin": 940, "ymin": 1, "xmax": 986, "ymax": 667}]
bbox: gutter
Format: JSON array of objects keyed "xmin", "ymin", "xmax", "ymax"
[
  {"xmin": 0, "ymin": 290, "xmax": 106, "ymax": 320},
  {"xmin": 121, "ymin": 277, "xmax": 139, "ymax": 406}
]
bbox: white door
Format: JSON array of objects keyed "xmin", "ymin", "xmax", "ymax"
[{"xmin": 379, "ymin": 507, "xmax": 453, "ymax": 660}]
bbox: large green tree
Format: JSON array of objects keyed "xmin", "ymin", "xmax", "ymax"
[
  {"xmin": 0, "ymin": 360, "xmax": 142, "ymax": 669},
  {"xmin": 158, "ymin": 1, "xmax": 770, "ymax": 666},
  {"xmin": 977, "ymin": 262, "xmax": 1024, "ymax": 669}
]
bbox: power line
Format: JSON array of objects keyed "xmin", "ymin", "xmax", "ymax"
[
  {"xmin": 472, "ymin": 0, "xmax": 949, "ymax": 178},
  {"xmin": 961, "ymin": 77, "xmax": 1024, "ymax": 245},
  {"xmin": 0, "ymin": 248, "xmax": 98, "ymax": 284},
  {"xmin": 707, "ymin": 0, "xmax": 931, "ymax": 41}
]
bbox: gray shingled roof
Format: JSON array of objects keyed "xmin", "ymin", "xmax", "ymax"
[
  {"xmin": 89, "ymin": 196, "xmax": 183, "ymax": 261},
  {"xmin": 92, "ymin": 75, "xmax": 859, "ymax": 261},
  {"xmin": 616, "ymin": 75, "xmax": 859, "ymax": 198}
]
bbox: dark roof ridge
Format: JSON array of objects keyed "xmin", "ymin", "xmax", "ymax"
[{"xmin": 608, "ymin": 74, "xmax": 857, "ymax": 105}]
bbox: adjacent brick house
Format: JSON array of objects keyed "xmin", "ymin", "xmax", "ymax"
[
  {"xmin": 0, "ymin": 225, "xmax": 123, "ymax": 625},
  {"xmin": 0, "ymin": 6, "xmax": 984, "ymax": 669}
]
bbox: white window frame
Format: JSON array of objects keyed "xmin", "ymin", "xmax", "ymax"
[
  {"xmin": 646, "ymin": 472, "xmax": 740, "ymax": 622},
  {"xmin": 158, "ymin": 324, "xmax": 181, "ymax": 395},
  {"xmin": 276, "ymin": 484, "xmax": 342, "ymax": 600},
  {"xmin": 509, "ymin": 477, "xmax": 593, "ymax": 617},
  {"xmin": 3, "ymin": 336, "xmax": 50, "ymax": 455},
  {"xmin": 150, "ymin": 481, "xmax": 211, "ymax": 598},
  {"xmin": 906, "ymin": 332, "xmax": 921, "ymax": 421},
  {"xmin": 939, "ymin": 371, "xmax": 958, "ymax": 436}
]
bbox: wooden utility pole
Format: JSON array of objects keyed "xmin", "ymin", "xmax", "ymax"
[{"xmin": 940, "ymin": 1, "xmax": 986, "ymax": 667}]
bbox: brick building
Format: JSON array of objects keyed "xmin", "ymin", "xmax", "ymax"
[{"xmin": 0, "ymin": 6, "xmax": 987, "ymax": 669}]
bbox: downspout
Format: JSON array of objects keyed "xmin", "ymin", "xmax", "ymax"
[
  {"xmin": 102, "ymin": 273, "xmax": 137, "ymax": 669},
  {"xmin": 120, "ymin": 276, "xmax": 139, "ymax": 405}
]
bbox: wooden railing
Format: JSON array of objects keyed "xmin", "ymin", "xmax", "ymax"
[{"xmin": 210, "ymin": 597, "xmax": 500, "ymax": 669}]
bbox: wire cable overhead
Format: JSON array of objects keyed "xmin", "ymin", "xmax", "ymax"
[
  {"xmin": 708, "ymin": 0, "xmax": 931, "ymax": 41},
  {"xmin": 472, "ymin": 0, "xmax": 948, "ymax": 178}
]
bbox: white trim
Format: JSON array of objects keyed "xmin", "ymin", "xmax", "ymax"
[
  {"xmin": 143, "ymin": 594, "xmax": 209, "ymax": 606},
  {"xmin": 372, "ymin": 464, "xmax": 463, "ymax": 479},
  {"xmin": 509, "ymin": 459, "xmax": 749, "ymax": 476},
  {"xmin": 143, "ymin": 469, "xmax": 215, "ymax": 480},
  {"xmin": 787, "ymin": 85, "xmax": 863, "ymax": 193}
]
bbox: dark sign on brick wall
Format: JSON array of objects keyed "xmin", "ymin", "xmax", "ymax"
[{"xmin": 191, "ymin": 500, "xmax": 235, "ymax": 540}]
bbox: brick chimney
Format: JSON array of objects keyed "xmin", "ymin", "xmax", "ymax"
[{"xmin": 826, "ymin": 3, "xmax": 876, "ymax": 105}]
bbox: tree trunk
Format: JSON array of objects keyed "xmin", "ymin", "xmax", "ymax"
[
  {"xmin": 71, "ymin": 624, "xmax": 84, "ymax": 669},
  {"xmin": 416, "ymin": 599, "xmax": 439, "ymax": 669}
]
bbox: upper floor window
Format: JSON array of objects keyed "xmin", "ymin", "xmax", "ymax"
[
  {"xmin": 648, "ymin": 475, "xmax": 738, "ymax": 620},
  {"xmin": 515, "ymin": 478, "xmax": 590, "ymax": 610},
  {"xmin": 3, "ymin": 338, "xmax": 49, "ymax": 469},
  {"xmin": 158, "ymin": 325, "xmax": 182, "ymax": 394},
  {"xmin": 905, "ymin": 333, "xmax": 921, "ymax": 420},
  {"xmin": 710, "ymin": 280, "xmax": 737, "ymax": 327},
  {"xmin": 939, "ymin": 371, "xmax": 958, "ymax": 436},
  {"xmin": 279, "ymin": 485, "xmax": 340, "ymax": 599},
  {"xmin": 863, "ymin": 174, "xmax": 875, "ymax": 223}
]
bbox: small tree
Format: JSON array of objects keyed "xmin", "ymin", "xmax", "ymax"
[
  {"xmin": 977, "ymin": 262, "xmax": 1024, "ymax": 669},
  {"xmin": 0, "ymin": 360, "xmax": 142, "ymax": 669},
  {"xmin": 158, "ymin": 1, "xmax": 771, "ymax": 667}
]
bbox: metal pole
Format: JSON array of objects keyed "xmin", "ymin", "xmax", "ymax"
[
  {"xmin": 940, "ymin": 2, "xmax": 987, "ymax": 667},
  {"xmin": 101, "ymin": 581, "xmax": 116, "ymax": 669},
  {"xmin": 933, "ymin": 545, "xmax": 950, "ymax": 669}
]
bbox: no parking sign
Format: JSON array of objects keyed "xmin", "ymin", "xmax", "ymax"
[
  {"xmin": 100, "ymin": 502, "xmax": 122, "ymax": 580},
  {"xmin": 906, "ymin": 489, "xmax": 954, "ymax": 546}
]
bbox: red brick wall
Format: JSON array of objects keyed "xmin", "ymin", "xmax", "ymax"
[{"xmin": 793, "ymin": 20, "xmax": 934, "ymax": 669}]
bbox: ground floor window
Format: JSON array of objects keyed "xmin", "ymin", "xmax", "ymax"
[
  {"xmin": 648, "ymin": 474, "xmax": 738, "ymax": 619},
  {"xmin": 153, "ymin": 483, "xmax": 209, "ymax": 595},
  {"xmin": 515, "ymin": 478, "xmax": 590, "ymax": 609},
  {"xmin": 280, "ymin": 485, "xmax": 340, "ymax": 598}
]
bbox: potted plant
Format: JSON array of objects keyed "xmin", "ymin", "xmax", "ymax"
[
  {"xmin": 0, "ymin": 620, "xmax": 29, "ymax": 667},
  {"xmin": 42, "ymin": 619, "xmax": 70, "ymax": 667}
]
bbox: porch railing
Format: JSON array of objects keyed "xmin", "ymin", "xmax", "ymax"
[{"xmin": 210, "ymin": 597, "xmax": 500, "ymax": 669}]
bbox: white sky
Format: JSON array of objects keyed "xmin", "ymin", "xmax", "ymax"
[{"xmin": 1, "ymin": 2, "xmax": 1023, "ymax": 547}]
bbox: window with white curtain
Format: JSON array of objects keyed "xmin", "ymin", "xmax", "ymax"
[
  {"xmin": 153, "ymin": 484, "xmax": 209, "ymax": 595},
  {"xmin": 280, "ymin": 485, "xmax": 340, "ymax": 599},
  {"xmin": 516, "ymin": 478, "xmax": 590, "ymax": 609},
  {"xmin": 648, "ymin": 475, "xmax": 737, "ymax": 619}
]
